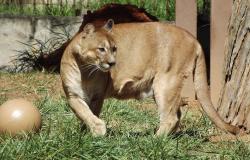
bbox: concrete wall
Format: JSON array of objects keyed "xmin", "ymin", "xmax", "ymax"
[{"xmin": 0, "ymin": 15, "xmax": 82, "ymax": 68}]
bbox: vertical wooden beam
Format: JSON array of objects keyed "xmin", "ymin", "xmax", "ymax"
[
  {"xmin": 211, "ymin": 0, "xmax": 233, "ymax": 106},
  {"xmin": 175, "ymin": 0, "xmax": 197, "ymax": 99},
  {"xmin": 175, "ymin": 0, "xmax": 197, "ymax": 37}
]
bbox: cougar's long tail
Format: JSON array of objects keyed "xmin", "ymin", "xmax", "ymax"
[{"xmin": 193, "ymin": 45, "xmax": 240, "ymax": 135}]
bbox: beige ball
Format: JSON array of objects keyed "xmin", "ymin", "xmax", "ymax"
[{"xmin": 0, "ymin": 98, "xmax": 42, "ymax": 135}]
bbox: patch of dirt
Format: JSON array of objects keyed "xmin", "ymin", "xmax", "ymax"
[
  {"xmin": 0, "ymin": 72, "xmax": 63, "ymax": 103},
  {"xmin": 209, "ymin": 133, "xmax": 250, "ymax": 142}
]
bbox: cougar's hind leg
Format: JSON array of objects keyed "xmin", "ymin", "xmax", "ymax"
[{"xmin": 153, "ymin": 73, "xmax": 183, "ymax": 136}]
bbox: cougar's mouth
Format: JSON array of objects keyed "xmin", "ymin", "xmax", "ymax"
[{"xmin": 99, "ymin": 63, "xmax": 111, "ymax": 72}]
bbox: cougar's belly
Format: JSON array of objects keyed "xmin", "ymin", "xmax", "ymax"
[
  {"xmin": 136, "ymin": 87, "xmax": 154, "ymax": 100},
  {"xmin": 110, "ymin": 78, "xmax": 154, "ymax": 100},
  {"xmin": 112, "ymin": 86, "xmax": 154, "ymax": 100}
]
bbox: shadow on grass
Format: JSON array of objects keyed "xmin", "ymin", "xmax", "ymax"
[
  {"xmin": 173, "ymin": 129, "xmax": 208, "ymax": 142},
  {"xmin": 79, "ymin": 123, "xmax": 154, "ymax": 137},
  {"xmin": 78, "ymin": 122, "xmax": 208, "ymax": 141},
  {"xmin": 106, "ymin": 127, "xmax": 154, "ymax": 137}
]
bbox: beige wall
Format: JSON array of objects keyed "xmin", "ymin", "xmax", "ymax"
[
  {"xmin": 211, "ymin": 0, "xmax": 233, "ymax": 106},
  {"xmin": 175, "ymin": 0, "xmax": 197, "ymax": 99}
]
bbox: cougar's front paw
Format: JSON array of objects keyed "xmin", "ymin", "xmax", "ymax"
[
  {"xmin": 156, "ymin": 127, "xmax": 170, "ymax": 136},
  {"xmin": 156, "ymin": 121, "xmax": 179, "ymax": 136},
  {"xmin": 91, "ymin": 119, "xmax": 106, "ymax": 136}
]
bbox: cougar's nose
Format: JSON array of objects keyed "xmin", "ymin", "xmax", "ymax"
[
  {"xmin": 108, "ymin": 61, "xmax": 116, "ymax": 67},
  {"xmin": 107, "ymin": 56, "xmax": 116, "ymax": 67}
]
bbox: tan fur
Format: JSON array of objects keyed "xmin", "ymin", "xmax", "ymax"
[{"xmin": 60, "ymin": 20, "xmax": 240, "ymax": 136}]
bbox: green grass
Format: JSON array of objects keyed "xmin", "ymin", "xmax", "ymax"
[
  {"xmin": 0, "ymin": 0, "xmax": 206, "ymax": 21},
  {"xmin": 1, "ymin": 72, "xmax": 250, "ymax": 159},
  {"xmin": 0, "ymin": 97, "xmax": 249, "ymax": 159},
  {"xmin": 0, "ymin": 4, "xmax": 76, "ymax": 17}
]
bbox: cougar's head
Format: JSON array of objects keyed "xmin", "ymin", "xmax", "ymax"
[{"xmin": 74, "ymin": 19, "xmax": 117, "ymax": 73}]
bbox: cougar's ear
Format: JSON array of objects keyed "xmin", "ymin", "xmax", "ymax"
[
  {"xmin": 103, "ymin": 19, "xmax": 114, "ymax": 32},
  {"xmin": 83, "ymin": 23, "xmax": 95, "ymax": 35}
]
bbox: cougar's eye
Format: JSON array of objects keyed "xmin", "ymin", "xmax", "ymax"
[
  {"xmin": 98, "ymin": 47, "xmax": 105, "ymax": 52},
  {"xmin": 112, "ymin": 46, "xmax": 117, "ymax": 52}
]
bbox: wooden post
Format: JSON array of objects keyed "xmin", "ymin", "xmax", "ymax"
[
  {"xmin": 211, "ymin": 0, "xmax": 233, "ymax": 106},
  {"xmin": 175, "ymin": 0, "xmax": 197, "ymax": 99}
]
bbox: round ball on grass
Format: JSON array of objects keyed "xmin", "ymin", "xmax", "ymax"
[{"xmin": 0, "ymin": 98, "xmax": 42, "ymax": 136}]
